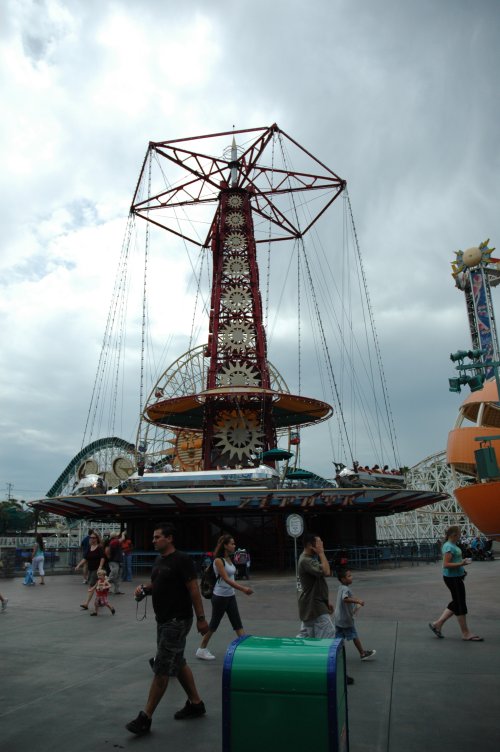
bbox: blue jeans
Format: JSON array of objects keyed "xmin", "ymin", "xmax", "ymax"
[
  {"xmin": 108, "ymin": 561, "xmax": 121, "ymax": 593},
  {"xmin": 122, "ymin": 553, "xmax": 133, "ymax": 581}
]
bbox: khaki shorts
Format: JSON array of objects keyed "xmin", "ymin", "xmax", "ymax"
[{"xmin": 154, "ymin": 617, "xmax": 193, "ymax": 677}]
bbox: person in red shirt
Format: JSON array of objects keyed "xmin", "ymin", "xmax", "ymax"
[{"xmin": 121, "ymin": 531, "xmax": 134, "ymax": 582}]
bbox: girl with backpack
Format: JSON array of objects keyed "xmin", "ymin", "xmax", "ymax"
[{"xmin": 196, "ymin": 534, "xmax": 253, "ymax": 661}]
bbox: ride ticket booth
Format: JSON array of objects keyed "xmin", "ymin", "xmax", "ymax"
[{"xmin": 222, "ymin": 635, "xmax": 349, "ymax": 752}]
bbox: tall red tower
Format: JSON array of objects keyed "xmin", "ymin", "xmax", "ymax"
[{"xmin": 132, "ymin": 125, "xmax": 345, "ymax": 469}]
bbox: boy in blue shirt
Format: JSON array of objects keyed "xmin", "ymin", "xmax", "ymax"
[{"xmin": 335, "ymin": 569, "xmax": 376, "ymax": 660}]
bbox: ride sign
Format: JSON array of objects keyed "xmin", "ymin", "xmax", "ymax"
[{"xmin": 286, "ymin": 514, "xmax": 304, "ymax": 538}]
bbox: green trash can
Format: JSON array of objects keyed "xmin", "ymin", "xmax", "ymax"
[{"xmin": 222, "ymin": 635, "xmax": 349, "ymax": 752}]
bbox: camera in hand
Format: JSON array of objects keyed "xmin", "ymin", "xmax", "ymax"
[{"xmin": 135, "ymin": 586, "xmax": 147, "ymax": 602}]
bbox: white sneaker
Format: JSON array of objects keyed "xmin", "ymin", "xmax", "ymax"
[
  {"xmin": 196, "ymin": 647, "xmax": 215, "ymax": 660},
  {"xmin": 1, "ymin": 599, "xmax": 7, "ymax": 611}
]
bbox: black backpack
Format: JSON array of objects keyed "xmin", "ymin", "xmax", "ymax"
[{"xmin": 200, "ymin": 557, "xmax": 222, "ymax": 599}]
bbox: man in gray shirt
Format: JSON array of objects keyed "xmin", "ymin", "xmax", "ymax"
[
  {"xmin": 297, "ymin": 533, "xmax": 334, "ymax": 638},
  {"xmin": 297, "ymin": 534, "xmax": 354, "ymax": 685}
]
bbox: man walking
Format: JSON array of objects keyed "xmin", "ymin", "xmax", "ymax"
[
  {"xmin": 126, "ymin": 523, "xmax": 209, "ymax": 735},
  {"xmin": 297, "ymin": 532, "xmax": 354, "ymax": 684},
  {"xmin": 298, "ymin": 533, "xmax": 335, "ymax": 638},
  {"xmin": 80, "ymin": 529, "xmax": 92, "ymax": 584}
]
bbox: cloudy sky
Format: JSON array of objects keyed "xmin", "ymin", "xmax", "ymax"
[{"xmin": 1, "ymin": 0, "xmax": 499, "ymax": 502}]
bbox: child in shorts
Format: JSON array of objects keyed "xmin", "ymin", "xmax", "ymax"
[
  {"xmin": 335, "ymin": 569, "xmax": 376, "ymax": 660},
  {"xmin": 88, "ymin": 569, "xmax": 115, "ymax": 616}
]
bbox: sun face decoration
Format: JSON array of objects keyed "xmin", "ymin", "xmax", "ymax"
[
  {"xmin": 219, "ymin": 321, "xmax": 254, "ymax": 352},
  {"xmin": 218, "ymin": 361, "xmax": 260, "ymax": 387},
  {"xmin": 451, "ymin": 239, "xmax": 496, "ymax": 277},
  {"xmin": 226, "ymin": 211, "xmax": 245, "ymax": 229},
  {"xmin": 224, "ymin": 232, "xmax": 247, "ymax": 252},
  {"xmin": 227, "ymin": 194, "xmax": 243, "ymax": 208},
  {"xmin": 213, "ymin": 411, "xmax": 263, "ymax": 461},
  {"xmin": 223, "ymin": 256, "xmax": 249, "ymax": 277},
  {"xmin": 221, "ymin": 285, "xmax": 252, "ymax": 312}
]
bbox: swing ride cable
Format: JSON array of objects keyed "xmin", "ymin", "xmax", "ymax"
[
  {"xmin": 311, "ymin": 194, "xmax": 387, "ymax": 463},
  {"xmin": 301, "ymin": 268, "xmax": 350, "ymax": 469},
  {"xmin": 188, "ymin": 246, "xmax": 208, "ymax": 354},
  {"xmin": 108, "ymin": 260, "xmax": 129, "ymax": 441},
  {"xmin": 341, "ymin": 198, "xmax": 354, "ymax": 455},
  {"xmin": 133, "ymin": 148, "xmax": 217, "ymax": 467},
  {"xmin": 255, "ymin": 159, "xmax": 317, "ymax": 455},
  {"xmin": 306, "ymin": 218, "xmax": 394, "ymax": 465},
  {"xmin": 264, "ymin": 135, "xmax": 276, "ymax": 327},
  {"xmin": 299, "ymin": 239, "xmax": 354, "ymax": 465},
  {"xmin": 96, "ymin": 239, "xmax": 133, "ymax": 451},
  {"xmin": 276, "ymin": 134, "xmax": 354, "ymax": 465},
  {"xmin": 275, "ymin": 136, "xmax": 399, "ymax": 467},
  {"xmin": 275, "ymin": 136, "xmax": 398, "ymax": 466},
  {"xmin": 297, "ymin": 232, "xmax": 302, "ymax": 398},
  {"xmin": 266, "ymin": 222, "xmax": 392, "ymax": 469},
  {"xmin": 139, "ymin": 151, "xmax": 153, "ymax": 419},
  {"xmin": 152, "ymin": 150, "xmax": 211, "ymax": 338},
  {"xmin": 138, "ymin": 151, "xmax": 211, "ymax": 390},
  {"xmin": 81, "ymin": 212, "xmax": 134, "ymax": 448},
  {"xmin": 346, "ymin": 190, "xmax": 400, "ymax": 467},
  {"xmin": 345, "ymin": 215, "xmax": 386, "ymax": 462}
]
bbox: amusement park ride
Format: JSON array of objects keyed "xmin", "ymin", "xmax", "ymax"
[
  {"xmin": 31, "ymin": 125, "xmax": 446, "ymax": 547},
  {"xmin": 133, "ymin": 129, "xmax": 336, "ymax": 471},
  {"xmin": 447, "ymin": 240, "xmax": 500, "ymax": 540}
]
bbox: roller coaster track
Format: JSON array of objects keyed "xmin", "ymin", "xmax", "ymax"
[{"xmin": 46, "ymin": 437, "xmax": 135, "ymax": 497}]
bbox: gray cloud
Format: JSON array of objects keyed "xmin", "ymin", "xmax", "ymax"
[{"xmin": 1, "ymin": 0, "xmax": 499, "ymax": 500}]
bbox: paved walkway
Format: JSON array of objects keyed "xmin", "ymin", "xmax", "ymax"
[{"xmin": 0, "ymin": 561, "xmax": 499, "ymax": 751}]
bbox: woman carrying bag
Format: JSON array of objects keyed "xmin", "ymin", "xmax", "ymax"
[{"xmin": 196, "ymin": 534, "xmax": 253, "ymax": 660}]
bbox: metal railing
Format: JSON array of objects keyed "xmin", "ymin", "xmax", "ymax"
[
  {"xmin": 285, "ymin": 539, "xmax": 441, "ymax": 572},
  {"xmin": 0, "ymin": 546, "xmax": 80, "ymax": 576}
]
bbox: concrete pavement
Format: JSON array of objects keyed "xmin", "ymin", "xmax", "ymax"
[{"xmin": 0, "ymin": 560, "xmax": 499, "ymax": 751}]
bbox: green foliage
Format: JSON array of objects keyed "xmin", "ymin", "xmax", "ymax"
[{"xmin": 0, "ymin": 501, "xmax": 35, "ymax": 534}]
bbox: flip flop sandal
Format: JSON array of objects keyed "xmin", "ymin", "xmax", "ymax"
[
  {"xmin": 80, "ymin": 604, "xmax": 88, "ymax": 610},
  {"xmin": 463, "ymin": 635, "xmax": 484, "ymax": 641},
  {"xmin": 428, "ymin": 623, "xmax": 444, "ymax": 638}
]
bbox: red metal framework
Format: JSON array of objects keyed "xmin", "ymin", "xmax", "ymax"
[
  {"xmin": 131, "ymin": 125, "xmax": 345, "ymax": 469},
  {"xmin": 202, "ymin": 186, "xmax": 276, "ymax": 467},
  {"xmin": 131, "ymin": 124, "xmax": 346, "ymax": 246}
]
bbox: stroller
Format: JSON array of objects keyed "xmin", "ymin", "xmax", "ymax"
[
  {"xmin": 23, "ymin": 562, "xmax": 35, "ymax": 585},
  {"xmin": 470, "ymin": 537, "xmax": 495, "ymax": 561}
]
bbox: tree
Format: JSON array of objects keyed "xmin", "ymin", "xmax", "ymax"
[{"xmin": 0, "ymin": 500, "xmax": 35, "ymax": 534}]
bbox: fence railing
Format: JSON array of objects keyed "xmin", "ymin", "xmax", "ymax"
[
  {"xmin": 0, "ymin": 547, "xmax": 207, "ymax": 577},
  {"xmin": 284, "ymin": 539, "xmax": 441, "ymax": 572},
  {"xmin": 0, "ymin": 546, "xmax": 81, "ymax": 576},
  {"xmin": 323, "ymin": 540, "xmax": 441, "ymax": 571},
  {"xmin": 1, "ymin": 539, "xmax": 442, "ymax": 578}
]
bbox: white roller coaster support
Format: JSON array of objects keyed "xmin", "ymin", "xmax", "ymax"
[{"xmin": 376, "ymin": 450, "xmax": 479, "ymax": 541}]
